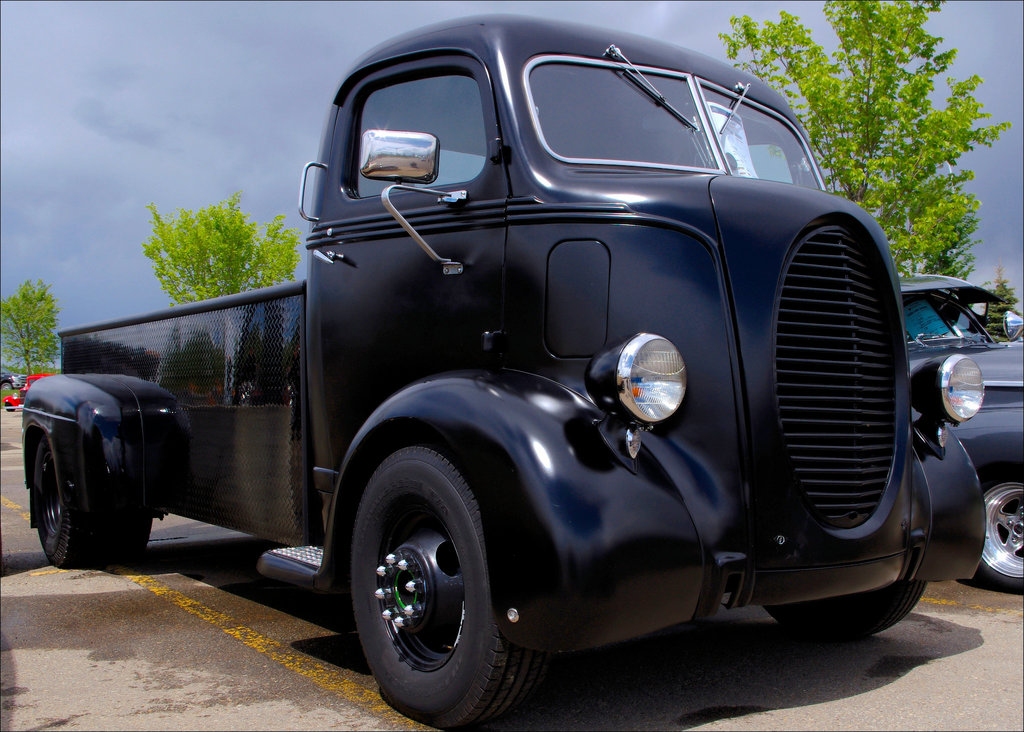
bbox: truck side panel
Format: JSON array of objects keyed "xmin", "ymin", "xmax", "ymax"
[{"xmin": 60, "ymin": 284, "xmax": 308, "ymax": 546}]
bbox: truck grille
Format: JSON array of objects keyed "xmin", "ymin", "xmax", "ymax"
[{"xmin": 774, "ymin": 226, "xmax": 896, "ymax": 528}]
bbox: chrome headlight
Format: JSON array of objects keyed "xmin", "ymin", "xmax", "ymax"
[
  {"xmin": 617, "ymin": 334, "xmax": 686, "ymax": 422},
  {"xmin": 938, "ymin": 354, "xmax": 984, "ymax": 422},
  {"xmin": 587, "ymin": 333, "xmax": 686, "ymax": 424}
]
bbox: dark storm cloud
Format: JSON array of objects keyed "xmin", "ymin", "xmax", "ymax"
[{"xmin": 1, "ymin": 1, "xmax": 1020, "ymax": 338}]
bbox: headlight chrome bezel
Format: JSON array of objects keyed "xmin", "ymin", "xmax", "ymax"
[
  {"xmin": 938, "ymin": 354, "xmax": 984, "ymax": 423},
  {"xmin": 614, "ymin": 331, "xmax": 688, "ymax": 423}
]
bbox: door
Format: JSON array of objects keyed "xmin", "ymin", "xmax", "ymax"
[{"xmin": 307, "ymin": 56, "xmax": 508, "ymax": 479}]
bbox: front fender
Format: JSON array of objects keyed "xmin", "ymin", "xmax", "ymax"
[
  {"xmin": 909, "ymin": 429, "xmax": 985, "ymax": 581},
  {"xmin": 320, "ymin": 370, "xmax": 704, "ymax": 652}
]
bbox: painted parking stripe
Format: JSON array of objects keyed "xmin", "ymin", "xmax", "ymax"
[
  {"xmin": 1, "ymin": 495, "xmax": 30, "ymax": 521},
  {"xmin": 107, "ymin": 565, "xmax": 426, "ymax": 729},
  {"xmin": 919, "ymin": 595, "xmax": 1023, "ymax": 617},
  {"xmin": 0, "ymin": 496, "xmax": 422, "ymax": 728}
]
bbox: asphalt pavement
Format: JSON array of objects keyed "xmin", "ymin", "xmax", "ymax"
[{"xmin": 1, "ymin": 408, "xmax": 1021, "ymax": 731}]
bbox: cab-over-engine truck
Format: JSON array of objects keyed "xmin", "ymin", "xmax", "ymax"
[{"xmin": 22, "ymin": 16, "xmax": 986, "ymax": 728}]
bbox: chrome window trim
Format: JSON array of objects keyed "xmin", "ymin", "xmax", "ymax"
[
  {"xmin": 697, "ymin": 79, "xmax": 826, "ymax": 190},
  {"xmin": 523, "ymin": 54, "xmax": 727, "ymax": 174}
]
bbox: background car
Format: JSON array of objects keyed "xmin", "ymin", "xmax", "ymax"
[
  {"xmin": 1, "ymin": 371, "xmax": 26, "ymax": 391},
  {"xmin": 3, "ymin": 373, "xmax": 54, "ymax": 411},
  {"xmin": 902, "ymin": 275, "xmax": 1023, "ymax": 593}
]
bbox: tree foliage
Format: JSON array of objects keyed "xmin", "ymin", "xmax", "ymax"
[
  {"xmin": 1, "ymin": 279, "xmax": 61, "ymax": 373},
  {"xmin": 721, "ymin": 0, "xmax": 1009, "ymax": 277},
  {"xmin": 143, "ymin": 191, "xmax": 301, "ymax": 305},
  {"xmin": 983, "ymin": 263, "xmax": 1020, "ymax": 341}
]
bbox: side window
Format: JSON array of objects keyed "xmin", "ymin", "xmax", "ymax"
[{"xmin": 356, "ymin": 74, "xmax": 487, "ymax": 198}]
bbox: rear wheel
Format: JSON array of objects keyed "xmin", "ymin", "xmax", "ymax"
[
  {"xmin": 31, "ymin": 437, "xmax": 152, "ymax": 568},
  {"xmin": 33, "ymin": 438, "xmax": 92, "ymax": 567},
  {"xmin": 766, "ymin": 579, "xmax": 927, "ymax": 641},
  {"xmin": 350, "ymin": 446, "xmax": 547, "ymax": 727},
  {"xmin": 975, "ymin": 480, "xmax": 1023, "ymax": 593}
]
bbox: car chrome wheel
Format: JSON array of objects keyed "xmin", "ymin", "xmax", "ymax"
[{"xmin": 982, "ymin": 482, "xmax": 1024, "ymax": 579}]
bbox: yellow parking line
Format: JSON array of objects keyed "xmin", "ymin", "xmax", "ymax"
[
  {"xmin": 1, "ymin": 495, "xmax": 30, "ymax": 522},
  {"xmin": 920, "ymin": 595, "xmax": 1023, "ymax": 617},
  {"xmin": 108, "ymin": 565, "xmax": 425, "ymax": 729}
]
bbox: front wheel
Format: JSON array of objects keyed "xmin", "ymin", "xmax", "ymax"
[
  {"xmin": 350, "ymin": 446, "xmax": 547, "ymax": 727},
  {"xmin": 974, "ymin": 481, "xmax": 1023, "ymax": 593},
  {"xmin": 765, "ymin": 579, "xmax": 927, "ymax": 641}
]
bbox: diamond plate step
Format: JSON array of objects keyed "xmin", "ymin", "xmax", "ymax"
[{"xmin": 256, "ymin": 545, "xmax": 324, "ymax": 589}]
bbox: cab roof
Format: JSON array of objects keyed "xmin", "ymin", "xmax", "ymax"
[{"xmin": 334, "ymin": 14, "xmax": 799, "ymax": 129}]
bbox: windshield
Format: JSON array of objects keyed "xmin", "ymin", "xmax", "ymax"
[
  {"xmin": 701, "ymin": 86, "xmax": 820, "ymax": 188},
  {"xmin": 526, "ymin": 59, "xmax": 720, "ymax": 171},
  {"xmin": 904, "ymin": 295, "xmax": 993, "ymax": 344}
]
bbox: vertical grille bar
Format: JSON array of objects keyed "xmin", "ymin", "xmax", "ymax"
[{"xmin": 774, "ymin": 226, "xmax": 897, "ymax": 528}]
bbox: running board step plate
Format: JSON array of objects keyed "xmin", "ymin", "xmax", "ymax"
[{"xmin": 256, "ymin": 546, "xmax": 324, "ymax": 589}]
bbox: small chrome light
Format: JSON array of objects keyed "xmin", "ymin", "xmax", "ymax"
[
  {"xmin": 938, "ymin": 355, "xmax": 984, "ymax": 422},
  {"xmin": 615, "ymin": 334, "xmax": 687, "ymax": 423},
  {"xmin": 625, "ymin": 427, "xmax": 642, "ymax": 459}
]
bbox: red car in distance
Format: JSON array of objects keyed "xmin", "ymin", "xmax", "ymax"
[{"xmin": 3, "ymin": 374, "xmax": 55, "ymax": 411}]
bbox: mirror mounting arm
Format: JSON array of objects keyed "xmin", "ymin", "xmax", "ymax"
[{"xmin": 381, "ymin": 184, "xmax": 468, "ymax": 275}]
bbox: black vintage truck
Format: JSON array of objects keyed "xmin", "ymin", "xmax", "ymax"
[{"xmin": 22, "ymin": 16, "xmax": 988, "ymax": 727}]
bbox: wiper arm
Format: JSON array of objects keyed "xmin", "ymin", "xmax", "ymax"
[
  {"xmin": 719, "ymin": 82, "xmax": 751, "ymax": 134},
  {"xmin": 604, "ymin": 44, "xmax": 698, "ymax": 131}
]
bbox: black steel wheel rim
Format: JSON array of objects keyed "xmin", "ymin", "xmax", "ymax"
[
  {"xmin": 40, "ymin": 449, "xmax": 62, "ymax": 536},
  {"xmin": 373, "ymin": 507, "xmax": 465, "ymax": 671}
]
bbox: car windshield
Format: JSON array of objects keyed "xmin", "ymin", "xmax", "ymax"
[
  {"xmin": 904, "ymin": 295, "xmax": 993, "ymax": 344},
  {"xmin": 526, "ymin": 59, "xmax": 719, "ymax": 171},
  {"xmin": 701, "ymin": 86, "xmax": 821, "ymax": 188}
]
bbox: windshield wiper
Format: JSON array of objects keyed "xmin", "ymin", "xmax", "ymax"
[
  {"xmin": 719, "ymin": 82, "xmax": 751, "ymax": 134},
  {"xmin": 604, "ymin": 44, "xmax": 698, "ymax": 131}
]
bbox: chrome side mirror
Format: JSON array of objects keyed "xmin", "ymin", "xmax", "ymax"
[
  {"xmin": 1004, "ymin": 311, "xmax": 1023, "ymax": 341},
  {"xmin": 359, "ymin": 129, "xmax": 439, "ymax": 183}
]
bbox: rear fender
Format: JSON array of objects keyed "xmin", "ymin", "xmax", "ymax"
[
  {"xmin": 22, "ymin": 374, "xmax": 180, "ymax": 517},
  {"xmin": 319, "ymin": 370, "xmax": 704, "ymax": 652}
]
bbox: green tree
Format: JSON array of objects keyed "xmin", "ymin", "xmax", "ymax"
[
  {"xmin": 721, "ymin": 0, "xmax": 1009, "ymax": 277},
  {"xmin": 0, "ymin": 279, "xmax": 61, "ymax": 373},
  {"xmin": 143, "ymin": 191, "xmax": 301, "ymax": 305},
  {"xmin": 983, "ymin": 263, "xmax": 1020, "ymax": 341}
]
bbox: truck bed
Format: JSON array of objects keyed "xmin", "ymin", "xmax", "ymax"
[{"xmin": 60, "ymin": 282, "xmax": 308, "ymax": 545}]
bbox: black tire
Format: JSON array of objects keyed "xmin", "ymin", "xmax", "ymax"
[
  {"xmin": 31, "ymin": 438, "xmax": 152, "ymax": 568},
  {"xmin": 350, "ymin": 446, "xmax": 548, "ymax": 728},
  {"xmin": 1, "ymin": 380, "xmax": 11, "ymax": 391},
  {"xmin": 765, "ymin": 579, "xmax": 927, "ymax": 641},
  {"xmin": 974, "ymin": 480, "xmax": 1023, "ymax": 594}
]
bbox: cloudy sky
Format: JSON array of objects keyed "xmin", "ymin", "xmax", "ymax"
[{"xmin": 2, "ymin": 1, "xmax": 1021, "ymax": 340}]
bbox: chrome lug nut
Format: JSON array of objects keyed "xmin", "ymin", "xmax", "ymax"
[
  {"xmin": 394, "ymin": 616, "xmax": 406, "ymax": 628},
  {"xmin": 374, "ymin": 588, "xmax": 386, "ymax": 600},
  {"xmin": 381, "ymin": 609, "xmax": 393, "ymax": 620},
  {"xmin": 396, "ymin": 559, "xmax": 410, "ymax": 571},
  {"xmin": 404, "ymin": 580, "xmax": 419, "ymax": 593},
  {"xmin": 403, "ymin": 604, "xmax": 416, "ymax": 617},
  {"xmin": 385, "ymin": 553, "xmax": 397, "ymax": 565},
  {"xmin": 376, "ymin": 565, "xmax": 387, "ymax": 577}
]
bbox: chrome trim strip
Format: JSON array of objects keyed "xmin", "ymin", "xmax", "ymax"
[
  {"xmin": 22, "ymin": 407, "xmax": 77, "ymax": 424},
  {"xmin": 522, "ymin": 54, "xmax": 726, "ymax": 174},
  {"xmin": 697, "ymin": 78, "xmax": 826, "ymax": 189},
  {"xmin": 984, "ymin": 380, "xmax": 1024, "ymax": 388}
]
